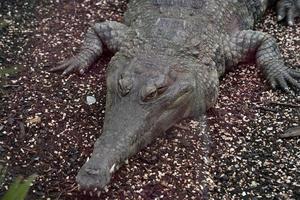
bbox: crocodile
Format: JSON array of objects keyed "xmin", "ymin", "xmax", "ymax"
[{"xmin": 50, "ymin": 0, "xmax": 300, "ymax": 189}]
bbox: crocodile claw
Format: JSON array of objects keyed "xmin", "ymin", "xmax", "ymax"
[
  {"xmin": 50, "ymin": 55, "xmax": 90, "ymax": 75},
  {"xmin": 269, "ymin": 67, "xmax": 300, "ymax": 93},
  {"xmin": 276, "ymin": 0, "xmax": 300, "ymax": 26}
]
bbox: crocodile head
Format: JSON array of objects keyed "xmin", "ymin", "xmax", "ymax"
[{"xmin": 76, "ymin": 53, "xmax": 208, "ymax": 189}]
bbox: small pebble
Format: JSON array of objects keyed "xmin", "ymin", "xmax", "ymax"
[{"xmin": 86, "ymin": 95, "xmax": 96, "ymax": 105}]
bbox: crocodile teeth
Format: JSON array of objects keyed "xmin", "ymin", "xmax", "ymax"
[
  {"xmin": 109, "ymin": 164, "xmax": 116, "ymax": 173},
  {"xmin": 97, "ymin": 191, "xmax": 101, "ymax": 197}
]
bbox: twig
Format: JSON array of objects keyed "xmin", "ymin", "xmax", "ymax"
[
  {"xmin": 67, "ymin": 184, "xmax": 79, "ymax": 193},
  {"xmin": 19, "ymin": 122, "xmax": 26, "ymax": 136},
  {"xmin": 22, "ymin": 147, "xmax": 37, "ymax": 153},
  {"xmin": 173, "ymin": 124, "xmax": 190, "ymax": 131},
  {"xmin": 55, "ymin": 190, "xmax": 63, "ymax": 200},
  {"xmin": 268, "ymin": 101, "xmax": 300, "ymax": 108},
  {"xmin": 2, "ymin": 84, "xmax": 19, "ymax": 89},
  {"xmin": 280, "ymin": 126, "xmax": 300, "ymax": 138},
  {"xmin": 255, "ymin": 106, "xmax": 278, "ymax": 113}
]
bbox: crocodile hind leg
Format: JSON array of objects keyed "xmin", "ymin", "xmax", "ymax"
[
  {"xmin": 50, "ymin": 21, "xmax": 130, "ymax": 75},
  {"xmin": 223, "ymin": 30, "xmax": 300, "ymax": 92},
  {"xmin": 276, "ymin": 0, "xmax": 300, "ymax": 25}
]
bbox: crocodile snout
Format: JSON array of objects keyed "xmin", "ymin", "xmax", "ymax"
[{"xmin": 76, "ymin": 158, "xmax": 112, "ymax": 189}]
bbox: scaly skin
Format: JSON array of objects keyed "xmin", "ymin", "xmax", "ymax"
[{"xmin": 50, "ymin": 0, "xmax": 300, "ymax": 189}]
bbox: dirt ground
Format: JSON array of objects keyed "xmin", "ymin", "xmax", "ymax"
[{"xmin": 0, "ymin": 1, "xmax": 299, "ymax": 199}]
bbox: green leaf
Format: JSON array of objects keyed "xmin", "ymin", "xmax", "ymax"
[
  {"xmin": 0, "ymin": 165, "xmax": 7, "ymax": 187},
  {"xmin": 2, "ymin": 174, "xmax": 37, "ymax": 200}
]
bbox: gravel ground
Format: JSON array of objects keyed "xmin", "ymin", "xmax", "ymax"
[{"xmin": 0, "ymin": 1, "xmax": 299, "ymax": 199}]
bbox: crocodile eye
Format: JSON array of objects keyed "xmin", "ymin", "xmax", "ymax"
[
  {"xmin": 118, "ymin": 76, "xmax": 133, "ymax": 96},
  {"xmin": 145, "ymin": 90, "xmax": 157, "ymax": 101},
  {"xmin": 142, "ymin": 85, "xmax": 168, "ymax": 102},
  {"xmin": 157, "ymin": 86, "xmax": 168, "ymax": 96}
]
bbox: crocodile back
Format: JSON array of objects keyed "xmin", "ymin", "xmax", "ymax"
[{"xmin": 123, "ymin": 0, "xmax": 268, "ymax": 53}]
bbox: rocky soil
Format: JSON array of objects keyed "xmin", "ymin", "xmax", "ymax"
[{"xmin": 0, "ymin": 0, "xmax": 299, "ymax": 199}]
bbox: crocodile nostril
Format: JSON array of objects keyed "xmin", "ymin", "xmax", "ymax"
[
  {"xmin": 85, "ymin": 168, "xmax": 101, "ymax": 175},
  {"xmin": 118, "ymin": 77, "xmax": 133, "ymax": 96}
]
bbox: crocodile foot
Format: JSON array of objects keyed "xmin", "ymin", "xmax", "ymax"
[
  {"xmin": 50, "ymin": 54, "xmax": 91, "ymax": 75},
  {"xmin": 277, "ymin": 0, "xmax": 300, "ymax": 25},
  {"xmin": 268, "ymin": 66, "xmax": 300, "ymax": 93}
]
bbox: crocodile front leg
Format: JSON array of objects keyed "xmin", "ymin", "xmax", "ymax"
[
  {"xmin": 276, "ymin": 0, "xmax": 300, "ymax": 25},
  {"xmin": 223, "ymin": 30, "xmax": 300, "ymax": 92},
  {"xmin": 50, "ymin": 21, "xmax": 130, "ymax": 75}
]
